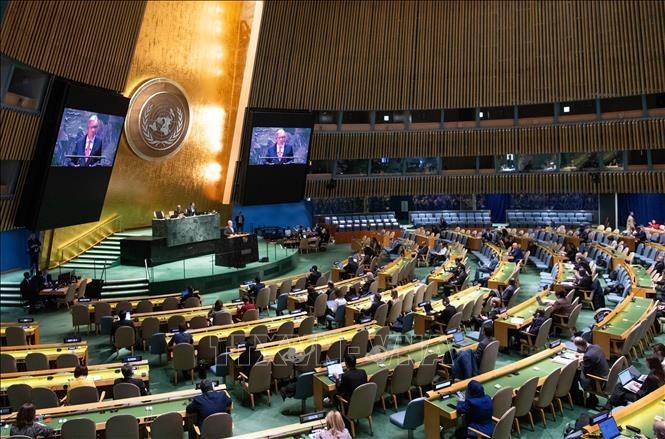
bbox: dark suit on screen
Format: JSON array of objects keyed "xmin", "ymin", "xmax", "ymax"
[
  {"xmin": 264, "ymin": 143, "xmax": 294, "ymax": 164},
  {"xmin": 71, "ymin": 136, "xmax": 103, "ymax": 167}
]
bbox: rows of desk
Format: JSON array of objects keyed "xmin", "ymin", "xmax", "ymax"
[
  {"xmin": 343, "ymin": 280, "xmax": 420, "ymax": 326},
  {"xmin": 494, "ymin": 288, "xmax": 554, "ymax": 348},
  {"xmin": 413, "ymin": 286, "xmax": 493, "ymax": 336},
  {"xmin": 0, "ymin": 321, "xmax": 40, "ymax": 345},
  {"xmin": 0, "ymin": 341, "xmax": 88, "ymax": 365}
]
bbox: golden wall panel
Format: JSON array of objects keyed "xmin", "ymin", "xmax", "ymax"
[
  {"xmin": 1, "ymin": 1, "xmax": 146, "ymax": 91},
  {"xmin": 249, "ymin": 1, "xmax": 665, "ymax": 110}
]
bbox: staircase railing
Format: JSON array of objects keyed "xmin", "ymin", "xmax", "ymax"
[{"xmin": 53, "ymin": 214, "xmax": 124, "ymax": 268}]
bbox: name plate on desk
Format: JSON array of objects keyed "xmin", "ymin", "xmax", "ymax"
[{"xmin": 152, "ymin": 212, "xmax": 221, "ymax": 247}]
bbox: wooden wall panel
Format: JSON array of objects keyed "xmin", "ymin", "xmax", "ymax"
[
  {"xmin": 249, "ymin": 1, "xmax": 665, "ymax": 110},
  {"xmin": 309, "ymin": 119, "xmax": 665, "ymax": 160},
  {"xmin": 1, "ymin": 1, "xmax": 146, "ymax": 91},
  {"xmin": 305, "ymin": 172, "xmax": 665, "ymax": 198},
  {"xmin": 0, "ymin": 109, "xmax": 41, "ymax": 160}
]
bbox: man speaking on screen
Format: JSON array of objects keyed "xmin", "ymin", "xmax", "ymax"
[
  {"xmin": 72, "ymin": 115, "xmax": 103, "ymax": 167},
  {"xmin": 264, "ymin": 129, "xmax": 294, "ymax": 164}
]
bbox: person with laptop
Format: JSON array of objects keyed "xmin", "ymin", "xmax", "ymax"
[
  {"xmin": 473, "ymin": 254, "xmax": 499, "ymax": 285},
  {"xmin": 434, "ymin": 297, "xmax": 458, "ymax": 332},
  {"xmin": 604, "ymin": 356, "xmax": 665, "ymax": 409},
  {"xmin": 341, "ymin": 257, "xmax": 359, "ymax": 280},
  {"xmin": 550, "ymin": 289, "xmax": 574, "ymax": 317},
  {"xmin": 333, "ymin": 354, "xmax": 367, "ymax": 404},
  {"xmin": 454, "ymin": 380, "xmax": 493, "ymax": 438},
  {"xmin": 112, "ymin": 310, "xmax": 135, "ymax": 337}
]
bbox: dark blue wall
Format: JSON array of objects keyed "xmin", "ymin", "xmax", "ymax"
[
  {"xmin": 232, "ymin": 201, "xmax": 313, "ymax": 232},
  {"xmin": 617, "ymin": 193, "xmax": 665, "ymax": 227},
  {"xmin": 0, "ymin": 229, "xmax": 31, "ymax": 272}
]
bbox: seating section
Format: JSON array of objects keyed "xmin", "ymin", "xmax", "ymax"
[
  {"xmin": 604, "ymin": 265, "xmax": 633, "ymax": 304},
  {"xmin": 471, "ymin": 243, "xmax": 500, "ymax": 266},
  {"xmin": 323, "ymin": 212, "xmax": 399, "ymax": 232},
  {"xmin": 631, "ymin": 243, "xmax": 665, "ymax": 266},
  {"xmin": 507, "ymin": 210, "xmax": 592, "ymax": 228},
  {"xmin": 439, "ymin": 230, "xmax": 470, "ymax": 248},
  {"xmin": 529, "ymin": 246, "xmax": 554, "ymax": 271},
  {"xmin": 645, "ymin": 229, "xmax": 665, "ymax": 244},
  {"xmin": 531, "ymin": 230, "xmax": 565, "ymax": 246},
  {"xmin": 409, "ymin": 210, "xmax": 491, "ymax": 228}
]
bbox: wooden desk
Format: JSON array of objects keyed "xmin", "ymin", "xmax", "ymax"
[
  {"xmin": 233, "ymin": 419, "xmax": 327, "ymax": 439},
  {"xmin": 376, "ymin": 257, "xmax": 412, "ymax": 289},
  {"xmin": 344, "ymin": 281, "xmax": 420, "ymax": 326},
  {"xmin": 592, "ymin": 243, "xmax": 628, "ymax": 269},
  {"xmin": 413, "ymin": 286, "xmax": 493, "ymax": 336},
  {"xmin": 553, "ymin": 262, "xmax": 577, "ymax": 292},
  {"xmin": 80, "ymin": 293, "xmax": 181, "ymax": 312},
  {"xmin": 121, "ymin": 306, "xmax": 212, "ymax": 332},
  {"xmin": 0, "ymin": 386, "xmax": 226, "ymax": 436},
  {"xmin": 426, "ymin": 246, "xmax": 465, "ymax": 289},
  {"xmin": 38, "ymin": 285, "xmax": 68, "ymax": 297},
  {"xmin": 313, "ymin": 334, "xmax": 477, "ymax": 410},
  {"xmin": 0, "ymin": 322, "xmax": 40, "ymax": 345},
  {"xmin": 165, "ymin": 312, "xmax": 309, "ymax": 347},
  {"xmin": 0, "ymin": 361, "xmax": 149, "ymax": 394},
  {"xmin": 0, "ymin": 341, "xmax": 88, "ymax": 365},
  {"xmin": 624, "ymin": 263, "xmax": 656, "ymax": 298},
  {"xmin": 582, "ymin": 386, "xmax": 665, "ymax": 435},
  {"xmin": 286, "ymin": 275, "xmax": 368, "ymax": 311},
  {"xmin": 593, "ymin": 294, "xmax": 654, "ymax": 358},
  {"xmin": 330, "ymin": 258, "xmax": 351, "ymax": 282},
  {"xmin": 227, "ymin": 323, "xmax": 381, "ymax": 382},
  {"xmin": 424, "ymin": 346, "xmax": 575, "ymax": 437},
  {"xmin": 487, "ymin": 261, "xmax": 518, "ymax": 290},
  {"xmin": 239, "ymin": 272, "xmax": 308, "ymax": 297},
  {"xmin": 493, "ymin": 289, "xmax": 554, "ymax": 348}
]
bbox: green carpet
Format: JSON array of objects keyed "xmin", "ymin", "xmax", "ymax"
[{"xmin": 1, "ymin": 243, "xmax": 662, "ymax": 438}]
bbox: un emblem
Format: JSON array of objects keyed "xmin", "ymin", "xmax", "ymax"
[{"xmin": 124, "ymin": 78, "xmax": 191, "ymax": 161}]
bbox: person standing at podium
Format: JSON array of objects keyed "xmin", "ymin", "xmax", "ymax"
[{"xmin": 223, "ymin": 220, "xmax": 235, "ymax": 237}]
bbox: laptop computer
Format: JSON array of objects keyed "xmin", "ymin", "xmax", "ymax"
[
  {"xmin": 452, "ymin": 330, "xmax": 472, "ymax": 347},
  {"xmin": 598, "ymin": 416, "xmax": 631, "ymax": 439},
  {"xmin": 326, "ymin": 363, "xmax": 343, "ymax": 378},
  {"xmin": 618, "ymin": 367, "xmax": 646, "ymax": 394}
]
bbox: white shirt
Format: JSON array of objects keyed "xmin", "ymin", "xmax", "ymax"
[{"xmin": 328, "ymin": 297, "xmax": 347, "ymax": 313}]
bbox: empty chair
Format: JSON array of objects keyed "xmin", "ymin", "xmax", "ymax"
[
  {"xmin": 390, "ymin": 361, "xmax": 414, "ymax": 410},
  {"xmin": 167, "ymin": 315, "xmax": 186, "ymax": 330},
  {"xmin": 295, "ymin": 344, "xmax": 321, "ymax": 373},
  {"xmin": 326, "ymin": 339, "xmax": 348, "ymax": 363},
  {"xmin": 183, "ymin": 296, "xmax": 201, "ymax": 308},
  {"xmin": 25, "ymin": 352, "xmax": 49, "ymax": 371},
  {"xmin": 242, "ymin": 309, "xmax": 259, "ymax": 322},
  {"xmin": 225, "ymin": 329, "xmax": 246, "ymax": 349},
  {"xmin": 411, "ymin": 353, "xmax": 438, "ymax": 397},
  {"xmin": 5, "ymin": 326, "xmax": 27, "ymax": 346},
  {"xmin": 1, "ymin": 354, "xmax": 17, "ymax": 373},
  {"xmin": 197, "ymin": 335, "xmax": 219, "ymax": 366},
  {"xmin": 114, "ymin": 325, "xmax": 136, "ymax": 356},
  {"xmin": 249, "ymin": 324, "xmax": 269, "ymax": 345},
  {"xmin": 212, "ymin": 311, "xmax": 233, "ymax": 326},
  {"xmin": 293, "ymin": 371, "xmax": 314, "ymax": 413},
  {"xmin": 140, "ymin": 317, "xmax": 161, "ymax": 351},
  {"xmin": 391, "ymin": 312, "xmax": 415, "ymax": 343},
  {"xmin": 7, "ymin": 384, "xmax": 32, "ymax": 411},
  {"xmin": 371, "ymin": 325, "xmax": 390, "ymax": 352},
  {"xmin": 148, "ymin": 412, "xmax": 183, "ymax": 439},
  {"xmin": 369, "ymin": 368, "xmax": 390, "ymax": 413},
  {"xmin": 31, "ymin": 387, "xmax": 60, "ymax": 409},
  {"xmin": 271, "ymin": 347, "xmax": 295, "ymax": 392},
  {"xmin": 149, "ymin": 332, "xmax": 167, "ymax": 364},
  {"xmin": 113, "ymin": 382, "xmax": 141, "ymax": 399},
  {"xmin": 173, "ymin": 342, "xmax": 197, "ymax": 384},
  {"xmin": 161, "ymin": 297, "xmax": 180, "ymax": 311},
  {"xmin": 71, "ymin": 304, "xmax": 92, "ymax": 334},
  {"xmin": 373, "ymin": 303, "xmax": 388, "ymax": 326},
  {"xmin": 61, "ymin": 418, "xmax": 96, "ymax": 439},
  {"xmin": 270, "ymin": 293, "xmax": 288, "ymax": 316},
  {"xmin": 491, "ymin": 386, "xmax": 514, "ymax": 419},
  {"xmin": 239, "ymin": 360, "xmax": 272, "ymax": 410},
  {"xmin": 255, "ymin": 287, "xmax": 270, "ymax": 315},
  {"xmin": 195, "ymin": 412, "xmax": 233, "ymax": 439},
  {"xmin": 56, "ymin": 283, "xmax": 77, "ymax": 309},
  {"xmin": 106, "ymin": 414, "xmax": 139, "ymax": 439},
  {"xmin": 93, "ymin": 301, "xmax": 112, "ymax": 334},
  {"xmin": 389, "ymin": 397, "xmax": 426, "ymax": 439},
  {"xmin": 512, "ymin": 376, "xmax": 539, "ymax": 434},
  {"xmin": 478, "ymin": 340, "xmax": 500, "ymax": 374},
  {"xmin": 554, "ymin": 359, "xmax": 578, "ymax": 414},
  {"xmin": 348, "ymin": 330, "xmax": 369, "ymax": 357},
  {"xmin": 56, "ymin": 353, "xmax": 80, "ymax": 368},
  {"xmin": 532, "ymin": 368, "xmax": 560, "ymax": 427},
  {"xmin": 189, "ymin": 315, "xmax": 209, "ymax": 330},
  {"xmin": 114, "ymin": 300, "xmax": 132, "ymax": 314},
  {"xmin": 337, "ymin": 382, "xmax": 378, "ymax": 437},
  {"xmin": 135, "ymin": 300, "xmax": 153, "ymax": 313},
  {"xmin": 68, "ymin": 386, "xmax": 101, "ymax": 405},
  {"xmin": 273, "ymin": 320, "xmax": 294, "ymax": 340},
  {"xmin": 297, "ymin": 316, "xmax": 316, "ymax": 336}
]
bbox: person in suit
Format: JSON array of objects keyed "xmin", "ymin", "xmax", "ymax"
[
  {"xmin": 454, "ymin": 380, "xmax": 493, "ymax": 438},
  {"xmin": 500, "ymin": 279, "xmax": 517, "ymax": 307},
  {"xmin": 236, "ymin": 338, "xmax": 263, "ymax": 377},
  {"xmin": 264, "ymin": 129, "xmax": 294, "ymax": 164},
  {"xmin": 333, "ymin": 354, "xmax": 368, "ymax": 403},
  {"xmin": 573, "ymin": 253, "xmax": 592, "ymax": 277},
  {"xmin": 114, "ymin": 363, "xmax": 148, "ymax": 395},
  {"xmin": 247, "ymin": 277, "xmax": 265, "ymax": 301},
  {"xmin": 550, "ymin": 290, "xmax": 574, "ymax": 317},
  {"xmin": 38, "ymin": 269, "xmax": 53, "ymax": 290},
  {"xmin": 186, "ymin": 379, "xmax": 231, "ymax": 437},
  {"xmin": 223, "ymin": 220, "xmax": 235, "ymax": 237},
  {"xmin": 26, "ymin": 233, "xmax": 41, "ymax": 274},
  {"xmin": 366, "ymin": 293, "xmax": 385, "ymax": 318},
  {"xmin": 574, "ymin": 268, "xmax": 593, "ymax": 290},
  {"xmin": 360, "ymin": 272, "xmax": 375, "ymax": 294},
  {"xmin": 435, "ymin": 297, "xmax": 458, "ymax": 330},
  {"xmin": 573, "ymin": 337, "xmax": 609, "ymax": 392},
  {"xmin": 112, "ymin": 311, "xmax": 135, "ymax": 338},
  {"xmin": 306, "ymin": 265, "xmax": 322, "ymax": 287},
  {"xmin": 71, "ymin": 115, "xmax": 103, "ymax": 167},
  {"xmin": 474, "ymin": 255, "xmax": 499, "ymax": 285},
  {"xmin": 185, "ymin": 202, "xmax": 197, "ymax": 216},
  {"xmin": 172, "ymin": 204, "xmax": 184, "ymax": 218},
  {"xmin": 234, "ymin": 212, "xmax": 245, "ymax": 233},
  {"xmin": 20, "ymin": 271, "xmax": 37, "ymax": 312},
  {"xmin": 342, "ymin": 257, "xmax": 358, "ymax": 280},
  {"xmin": 474, "ymin": 325, "xmax": 495, "ymax": 367},
  {"xmin": 507, "ymin": 242, "xmax": 524, "ymax": 262},
  {"xmin": 168, "ymin": 324, "xmax": 193, "ymax": 346}
]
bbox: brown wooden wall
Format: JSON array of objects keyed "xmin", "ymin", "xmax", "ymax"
[
  {"xmin": 0, "ymin": 1, "xmax": 146, "ymax": 230},
  {"xmin": 305, "ymin": 172, "xmax": 665, "ymax": 198},
  {"xmin": 310, "ymin": 118, "xmax": 665, "ymax": 160},
  {"xmin": 1, "ymin": 0, "xmax": 146, "ymax": 92},
  {"xmin": 250, "ymin": 0, "xmax": 665, "ymax": 110}
]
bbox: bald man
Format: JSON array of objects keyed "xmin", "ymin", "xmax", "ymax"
[{"xmin": 265, "ymin": 129, "xmax": 294, "ymax": 164}]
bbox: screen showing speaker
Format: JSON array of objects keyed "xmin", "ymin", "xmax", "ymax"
[
  {"xmin": 16, "ymin": 79, "xmax": 129, "ymax": 230},
  {"xmin": 239, "ymin": 109, "xmax": 314, "ymax": 205},
  {"xmin": 50, "ymin": 108, "xmax": 124, "ymax": 168}
]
